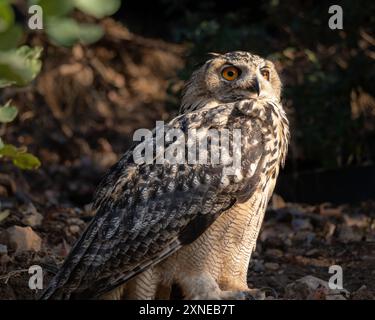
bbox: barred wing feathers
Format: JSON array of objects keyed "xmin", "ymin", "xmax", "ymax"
[{"xmin": 40, "ymin": 103, "xmax": 266, "ymax": 299}]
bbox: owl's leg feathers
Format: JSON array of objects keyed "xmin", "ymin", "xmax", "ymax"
[
  {"xmin": 218, "ymin": 279, "xmax": 266, "ymax": 300},
  {"xmin": 101, "ymin": 283, "xmax": 127, "ymax": 300},
  {"xmin": 177, "ymin": 272, "xmax": 225, "ymax": 299},
  {"xmin": 177, "ymin": 272, "xmax": 264, "ymax": 300},
  {"xmin": 103, "ymin": 268, "xmax": 160, "ymax": 300},
  {"xmin": 126, "ymin": 268, "xmax": 161, "ymax": 299},
  {"xmin": 218, "ymin": 276, "xmax": 266, "ymax": 300}
]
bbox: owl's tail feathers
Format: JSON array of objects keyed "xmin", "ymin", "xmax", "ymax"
[{"xmin": 39, "ymin": 283, "xmax": 69, "ymax": 300}]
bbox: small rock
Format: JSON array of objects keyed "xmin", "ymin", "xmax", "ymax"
[
  {"xmin": 21, "ymin": 203, "xmax": 43, "ymax": 227},
  {"xmin": 284, "ymin": 238, "xmax": 292, "ymax": 246},
  {"xmin": 0, "ymin": 185, "xmax": 8, "ymax": 197},
  {"xmin": 292, "ymin": 218, "xmax": 313, "ymax": 231},
  {"xmin": 44, "ymin": 190, "xmax": 59, "ymax": 206},
  {"xmin": 251, "ymin": 259, "xmax": 265, "ymax": 273},
  {"xmin": 260, "ymin": 224, "xmax": 292, "ymax": 244},
  {"xmin": 69, "ymin": 225, "xmax": 80, "ymax": 234},
  {"xmin": 22, "ymin": 211, "xmax": 43, "ymax": 227},
  {"xmin": 351, "ymin": 285, "xmax": 374, "ymax": 300},
  {"xmin": 6, "ymin": 226, "xmax": 42, "ymax": 253},
  {"xmin": 343, "ymin": 214, "xmax": 369, "ymax": 228},
  {"xmin": 323, "ymin": 222, "xmax": 336, "ymax": 240},
  {"xmin": 326, "ymin": 293, "xmax": 347, "ymax": 300},
  {"xmin": 305, "ymin": 248, "xmax": 320, "ymax": 256},
  {"xmin": 0, "ymin": 243, "xmax": 8, "ymax": 254},
  {"xmin": 307, "ymin": 285, "xmax": 329, "ymax": 300},
  {"xmin": 284, "ymin": 275, "xmax": 349, "ymax": 300},
  {"xmin": 293, "ymin": 231, "xmax": 315, "ymax": 246},
  {"xmin": 319, "ymin": 203, "xmax": 344, "ymax": 217},
  {"xmin": 264, "ymin": 262, "xmax": 279, "ymax": 271},
  {"xmin": 67, "ymin": 217, "xmax": 85, "ymax": 226},
  {"xmin": 265, "ymin": 248, "xmax": 283, "ymax": 258},
  {"xmin": 0, "ymin": 254, "xmax": 11, "ymax": 264},
  {"xmin": 270, "ymin": 194, "xmax": 286, "ymax": 209}
]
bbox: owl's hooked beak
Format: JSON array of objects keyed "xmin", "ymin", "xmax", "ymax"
[
  {"xmin": 253, "ymin": 77, "xmax": 260, "ymax": 96},
  {"xmin": 247, "ymin": 77, "xmax": 260, "ymax": 96}
]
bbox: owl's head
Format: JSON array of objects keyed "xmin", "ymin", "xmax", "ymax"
[{"xmin": 181, "ymin": 51, "xmax": 281, "ymax": 114}]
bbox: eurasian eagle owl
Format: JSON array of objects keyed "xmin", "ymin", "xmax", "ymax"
[{"xmin": 41, "ymin": 51, "xmax": 289, "ymax": 300}]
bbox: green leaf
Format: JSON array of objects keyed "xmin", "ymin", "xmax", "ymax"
[
  {"xmin": 0, "ymin": 0, "xmax": 14, "ymax": 33},
  {"xmin": 0, "ymin": 23, "xmax": 23, "ymax": 50},
  {"xmin": 305, "ymin": 49, "xmax": 319, "ymax": 65},
  {"xmin": 0, "ymin": 137, "xmax": 4, "ymax": 149},
  {"xmin": 282, "ymin": 47, "xmax": 296, "ymax": 60},
  {"xmin": 16, "ymin": 45, "xmax": 43, "ymax": 71},
  {"xmin": 0, "ymin": 144, "xmax": 41, "ymax": 170},
  {"xmin": 0, "ymin": 209, "xmax": 10, "ymax": 223},
  {"xmin": 0, "ymin": 79, "xmax": 12, "ymax": 87},
  {"xmin": 0, "ymin": 144, "xmax": 19, "ymax": 158},
  {"xmin": 0, "ymin": 45, "xmax": 42, "ymax": 87},
  {"xmin": 46, "ymin": 17, "xmax": 104, "ymax": 47},
  {"xmin": 78, "ymin": 23, "xmax": 104, "ymax": 45},
  {"xmin": 28, "ymin": 0, "xmax": 74, "ymax": 17},
  {"xmin": 12, "ymin": 152, "xmax": 41, "ymax": 170},
  {"xmin": 0, "ymin": 101, "xmax": 18, "ymax": 123},
  {"xmin": 74, "ymin": 0, "xmax": 121, "ymax": 18}
]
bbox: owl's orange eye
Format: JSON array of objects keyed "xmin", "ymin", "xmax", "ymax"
[
  {"xmin": 221, "ymin": 66, "xmax": 240, "ymax": 81},
  {"xmin": 261, "ymin": 69, "xmax": 270, "ymax": 81}
]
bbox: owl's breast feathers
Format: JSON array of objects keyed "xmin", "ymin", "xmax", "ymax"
[{"xmin": 40, "ymin": 99, "xmax": 289, "ymax": 299}]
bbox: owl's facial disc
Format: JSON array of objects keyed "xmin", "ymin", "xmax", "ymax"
[
  {"xmin": 180, "ymin": 51, "xmax": 281, "ymax": 114},
  {"xmin": 203, "ymin": 52, "xmax": 281, "ymax": 103}
]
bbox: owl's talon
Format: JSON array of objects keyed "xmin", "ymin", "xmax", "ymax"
[{"xmin": 244, "ymin": 289, "xmax": 266, "ymax": 300}]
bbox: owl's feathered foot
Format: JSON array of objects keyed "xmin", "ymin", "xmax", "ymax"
[
  {"xmin": 219, "ymin": 288, "xmax": 266, "ymax": 300},
  {"xmin": 177, "ymin": 272, "xmax": 266, "ymax": 300},
  {"xmin": 236, "ymin": 287, "xmax": 278, "ymax": 300}
]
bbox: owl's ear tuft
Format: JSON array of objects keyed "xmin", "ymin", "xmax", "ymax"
[{"xmin": 207, "ymin": 52, "xmax": 222, "ymax": 58}]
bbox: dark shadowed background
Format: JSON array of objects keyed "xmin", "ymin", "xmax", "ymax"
[
  {"xmin": 2, "ymin": 0, "xmax": 374, "ymax": 205},
  {"xmin": 0, "ymin": 0, "xmax": 374, "ymax": 300}
]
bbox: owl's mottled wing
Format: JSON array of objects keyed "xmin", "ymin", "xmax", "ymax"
[{"xmin": 40, "ymin": 103, "xmax": 266, "ymax": 299}]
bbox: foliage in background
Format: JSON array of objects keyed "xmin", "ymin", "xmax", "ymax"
[
  {"xmin": 0, "ymin": 45, "xmax": 42, "ymax": 87},
  {"xmin": 0, "ymin": 0, "xmax": 23, "ymax": 49},
  {"xmin": 0, "ymin": 100, "xmax": 41, "ymax": 170},
  {"xmin": 0, "ymin": 45, "xmax": 42, "ymax": 169},
  {"xmin": 0, "ymin": 1, "xmax": 44, "ymax": 169},
  {"xmin": 0, "ymin": 0, "xmax": 121, "ymax": 49},
  {"xmin": 31, "ymin": 0, "xmax": 121, "ymax": 46},
  {"xmin": 0, "ymin": 0, "xmax": 121, "ymax": 170}
]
